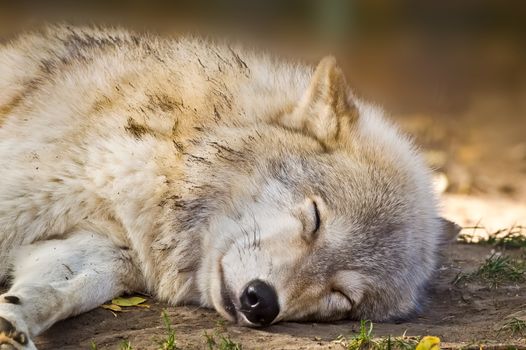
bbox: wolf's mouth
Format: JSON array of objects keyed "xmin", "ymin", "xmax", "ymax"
[{"xmin": 219, "ymin": 263, "xmax": 237, "ymax": 322}]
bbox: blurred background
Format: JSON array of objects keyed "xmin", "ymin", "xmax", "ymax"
[{"xmin": 1, "ymin": 0, "xmax": 525, "ymax": 231}]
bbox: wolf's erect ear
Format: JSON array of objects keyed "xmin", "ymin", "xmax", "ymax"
[{"xmin": 285, "ymin": 56, "xmax": 358, "ymax": 146}]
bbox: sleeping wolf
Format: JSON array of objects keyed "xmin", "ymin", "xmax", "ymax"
[{"xmin": 0, "ymin": 26, "xmax": 457, "ymax": 349}]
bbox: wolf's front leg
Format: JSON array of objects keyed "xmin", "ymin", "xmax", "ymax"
[{"xmin": 0, "ymin": 229, "xmax": 142, "ymax": 350}]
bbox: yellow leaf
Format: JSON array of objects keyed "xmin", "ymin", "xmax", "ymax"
[
  {"xmin": 101, "ymin": 304, "xmax": 122, "ymax": 312},
  {"xmin": 416, "ymin": 336, "xmax": 440, "ymax": 350},
  {"xmin": 111, "ymin": 296, "xmax": 147, "ymax": 307}
]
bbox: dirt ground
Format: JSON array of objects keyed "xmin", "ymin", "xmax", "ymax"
[{"xmin": 26, "ymin": 102, "xmax": 526, "ymax": 349}]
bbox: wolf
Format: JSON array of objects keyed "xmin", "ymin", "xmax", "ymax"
[{"xmin": 0, "ymin": 25, "xmax": 458, "ymax": 349}]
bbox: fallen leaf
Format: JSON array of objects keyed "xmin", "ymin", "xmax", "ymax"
[
  {"xmin": 111, "ymin": 296, "xmax": 147, "ymax": 307},
  {"xmin": 101, "ymin": 304, "xmax": 122, "ymax": 312},
  {"xmin": 416, "ymin": 336, "xmax": 440, "ymax": 350}
]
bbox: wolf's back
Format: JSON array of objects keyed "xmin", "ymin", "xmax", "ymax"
[{"xmin": 0, "ymin": 25, "xmax": 309, "ymax": 282}]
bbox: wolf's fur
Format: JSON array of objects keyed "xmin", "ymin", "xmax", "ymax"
[{"xmin": 0, "ymin": 25, "xmax": 453, "ymax": 349}]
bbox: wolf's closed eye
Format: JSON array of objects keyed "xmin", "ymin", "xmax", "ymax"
[
  {"xmin": 312, "ymin": 200, "xmax": 321, "ymax": 234},
  {"xmin": 301, "ymin": 198, "xmax": 322, "ymax": 242},
  {"xmin": 331, "ymin": 289, "xmax": 353, "ymax": 306}
]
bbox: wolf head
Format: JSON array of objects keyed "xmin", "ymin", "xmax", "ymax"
[{"xmin": 196, "ymin": 57, "xmax": 459, "ymax": 326}]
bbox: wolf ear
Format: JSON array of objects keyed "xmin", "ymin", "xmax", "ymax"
[
  {"xmin": 285, "ymin": 56, "xmax": 358, "ymax": 146},
  {"xmin": 440, "ymin": 217, "xmax": 462, "ymax": 242}
]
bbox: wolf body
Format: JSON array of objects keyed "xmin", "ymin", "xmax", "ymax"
[{"xmin": 0, "ymin": 26, "xmax": 452, "ymax": 349}]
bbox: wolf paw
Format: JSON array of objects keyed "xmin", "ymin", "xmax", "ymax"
[{"xmin": 0, "ymin": 317, "xmax": 29, "ymax": 350}]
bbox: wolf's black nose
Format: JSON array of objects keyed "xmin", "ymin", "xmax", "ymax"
[{"xmin": 239, "ymin": 279, "xmax": 279, "ymax": 326}]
